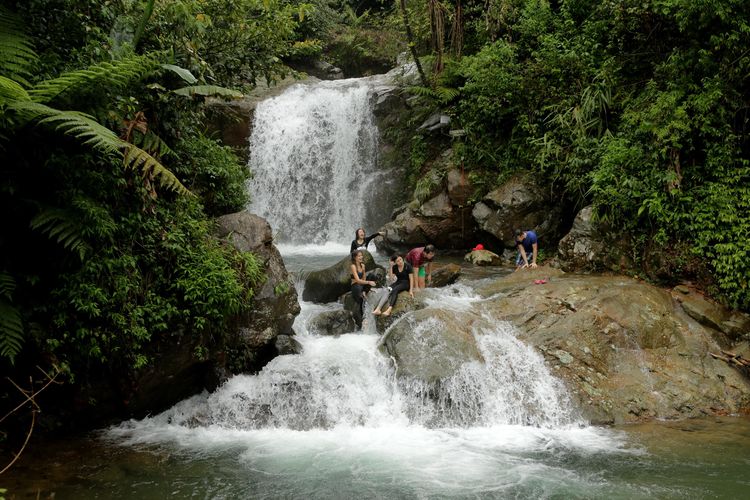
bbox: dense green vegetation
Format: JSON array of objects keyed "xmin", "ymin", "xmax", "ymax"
[
  {"xmin": 394, "ymin": 0, "xmax": 749, "ymax": 310},
  {"xmin": 0, "ymin": 0, "xmax": 317, "ymax": 427}
]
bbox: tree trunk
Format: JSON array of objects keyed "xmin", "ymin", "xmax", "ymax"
[{"xmin": 399, "ymin": 0, "xmax": 430, "ymax": 88}]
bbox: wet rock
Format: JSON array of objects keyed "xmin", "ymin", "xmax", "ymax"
[
  {"xmin": 431, "ymin": 263, "xmax": 461, "ymax": 287},
  {"xmin": 308, "ymin": 310, "xmax": 357, "ymax": 336},
  {"xmin": 474, "ymin": 267, "xmax": 750, "ymax": 424},
  {"xmin": 446, "ymin": 168, "xmax": 471, "ymax": 207},
  {"xmin": 275, "ymin": 335, "xmax": 302, "ymax": 355},
  {"xmin": 381, "ymin": 309, "xmax": 484, "ymax": 383},
  {"xmin": 465, "ymin": 249, "xmax": 502, "ymax": 266},
  {"xmin": 302, "ymin": 251, "xmax": 384, "ymax": 303}
]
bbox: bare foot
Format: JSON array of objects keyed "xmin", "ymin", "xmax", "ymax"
[
  {"xmin": 382, "ymin": 308, "xmax": 392, "ymax": 317},
  {"xmin": 372, "ymin": 309, "xmax": 381, "ymax": 316}
]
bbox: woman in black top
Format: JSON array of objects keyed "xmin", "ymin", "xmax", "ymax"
[
  {"xmin": 372, "ymin": 253, "xmax": 414, "ymax": 317},
  {"xmin": 350, "ymin": 227, "xmax": 384, "ymax": 253},
  {"xmin": 350, "ymin": 250, "xmax": 376, "ymax": 327}
]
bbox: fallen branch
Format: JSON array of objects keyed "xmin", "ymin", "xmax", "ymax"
[
  {"xmin": 710, "ymin": 351, "xmax": 750, "ymax": 371},
  {"xmin": 0, "ymin": 366, "xmax": 61, "ymax": 475}
]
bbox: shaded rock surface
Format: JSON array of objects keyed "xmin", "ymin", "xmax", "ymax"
[
  {"xmin": 97, "ymin": 211, "xmax": 301, "ymax": 425},
  {"xmin": 215, "ymin": 211, "xmax": 301, "ymax": 371},
  {"xmin": 302, "ymin": 251, "xmax": 384, "ymax": 303},
  {"xmin": 472, "ymin": 174, "xmax": 568, "ymax": 249},
  {"xmin": 557, "ymin": 205, "xmax": 633, "ymax": 273}
]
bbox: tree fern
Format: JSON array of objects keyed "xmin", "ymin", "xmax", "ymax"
[
  {"xmin": 132, "ymin": 129, "xmax": 175, "ymax": 159},
  {"xmin": 0, "ymin": 272, "xmax": 23, "ymax": 364},
  {"xmin": 29, "ymin": 54, "xmax": 162, "ymax": 103},
  {"xmin": 0, "ymin": 75, "xmax": 30, "ymax": 104},
  {"xmin": 407, "ymin": 85, "xmax": 460, "ymax": 104},
  {"xmin": 0, "ymin": 6, "xmax": 38, "ymax": 86},
  {"xmin": 30, "ymin": 208, "xmax": 89, "ymax": 261},
  {"xmin": 10, "ymin": 101, "xmax": 190, "ymax": 194}
]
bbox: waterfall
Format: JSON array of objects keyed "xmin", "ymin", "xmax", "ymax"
[
  {"xmin": 114, "ymin": 286, "xmax": 579, "ymax": 432},
  {"xmin": 248, "ymin": 78, "xmax": 391, "ymax": 245}
]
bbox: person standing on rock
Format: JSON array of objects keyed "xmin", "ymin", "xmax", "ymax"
[
  {"xmin": 515, "ymin": 229, "xmax": 538, "ymax": 269},
  {"xmin": 350, "ymin": 228, "xmax": 384, "ymax": 253},
  {"xmin": 372, "ymin": 254, "xmax": 414, "ymax": 317},
  {"xmin": 350, "ymin": 250, "xmax": 376, "ymax": 327},
  {"xmin": 406, "ymin": 244, "xmax": 436, "ymax": 289}
]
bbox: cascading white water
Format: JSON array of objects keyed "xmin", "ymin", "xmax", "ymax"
[
  {"xmin": 248, "ymin": 79, "xmax": 388, "ymax": 244},
  {"xmin": 113, "ymin": 285, "xmax": 578, "ymax": 433}
]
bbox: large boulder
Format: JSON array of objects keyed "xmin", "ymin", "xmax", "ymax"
[
  {"xmin": 302, "ymin": 251, "xmax": 384, "ymax": 303},
  {"xmin": 472, "ymin": 175, "xmax": 568, "ymax": 249},
  {"xmin": 380, "ymin": 309, "xmax": 484, "ymax": 382},
  {"xmin": 308, "ymin": 310, "xmax": 357, "ymax": 336},
  {"xmin": 465, "ymin": 249, "xmax": 502, "ymax": 266},
  {"xmin": 557, "ymin": 205, "xmax": 633, "ymax": 272},
  {"xmin": 475, "ymin": 267, "xmax": 750, "ymax": 424},
  {"xmin": 215, "ymin": 211, "xmax": 301, "ymax": 371},
  {"xmin": 378, "ymin": 196, "xmax": 477, "ymax": 252}
]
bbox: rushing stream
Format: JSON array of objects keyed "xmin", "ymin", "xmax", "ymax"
[{"xmin": 6, "ymin": 77, "xmax": 750, "ymax": 498}]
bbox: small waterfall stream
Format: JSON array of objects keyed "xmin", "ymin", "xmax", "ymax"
[{"xmin": 248, "ymin": 78, "xmax": 393, "ymax": 244}]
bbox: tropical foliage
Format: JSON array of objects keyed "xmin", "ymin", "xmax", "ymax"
[
  {"xmin": 399, "ymin": 0, "xmax": 750, "ymax": 310},
  {"xmin": 0, "ymin": 0, "xmax": 314, "ymax": 379}
]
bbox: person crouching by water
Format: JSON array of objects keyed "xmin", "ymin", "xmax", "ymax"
[
  {"xmin": 372, "ymin": 253, "xmax": 414, "ymax": 317},
  {"xmin": 514, "ymin": 229, "xmax": 538, "ymax": 269},
  {"xmin": 350, "ymin": 227, "xmax": 384, "ymax": 253},
  {"xmin": 350, "ymin": 250, "xmax": 376, "ymax": 327},
  {"xmin": 406, "ymin": 244, "xmax": 436, "ymax": 290}
]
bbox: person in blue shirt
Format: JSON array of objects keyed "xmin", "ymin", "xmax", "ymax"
[{"xmin": 515, "ymin": 229, "xmax": 538, "ymax": 269}]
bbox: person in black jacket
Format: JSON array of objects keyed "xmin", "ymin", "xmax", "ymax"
[{"xmin": 350, "ymin": 227, "xmax": 384, "ymax": 253}]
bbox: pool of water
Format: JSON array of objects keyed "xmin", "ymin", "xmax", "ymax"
[{"xmin": 4, "ymin": 417, "xmax": 749, "ymax": 499}]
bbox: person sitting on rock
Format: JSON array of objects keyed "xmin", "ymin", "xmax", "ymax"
[
  {"xmin": 350, "ymin": 250, "xmax": 376, "ymax": 327},
  {"xmin": 406, "ymin": 244, "xmax": 436, "ymax": 290},
  {"xmin": 373, "ymin": 253, "xmax": 414, "ymax": 317},
  {"xmin": 350, "ymin": 227, "xmax": 384, "ymax": 253},
  {"xmin": 515, "ymin": 229, "xmax": 538, "ymax": 269}
]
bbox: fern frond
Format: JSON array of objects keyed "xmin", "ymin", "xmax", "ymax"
[
  {"xmin": 30, "ymin": 208, "xmax": 90, "ymax": 260},
  {"xmin": 173, "ymin": 85, "xmax": 243, "ymax": 99},
  {"xmin": 0, "ymin": 75, "xmax": 30, "ymax": 104},
  {"xmin": 123, "ymin": 145, "xmax": 191, "ymax": 195},
  {"xmin": 10, "ymin": 101, "xmax": 189, "ymax": 194},
  {"xmin": 29, "ymin": 54, "xmax": 162, "ymax": 103},
  {"xmin": 434, "ymin": 86, "xmax": 460, "ymax": 104},
  {"xmin": 0, "ymin": 6, "xmax": 38, "ymax": 85},
  {"xmin": 0, "ymin": 271, "xmax": 15, "ymax": 300},
  {"xmin": 0, "ymin": 271, "xmax": 23, "ymax": 364},
  {"xmin": 0, "ymin": 300, "xmax": 23, "ymax": 364},
  {"xmin": 132, "ymin": 129, "xmax": 175, "ymax": 159}
]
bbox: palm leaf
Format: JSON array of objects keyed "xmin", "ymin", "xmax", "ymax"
[
  {"xmin": 30, "ymin": 208, "xmax": 89, "ymax": 260},
  {"xmin": 0, "ymin": 6, "xmax": 38, "ymax": 85},
  {"xmin": 29, "ymin": 54, "xmax": 161, "ymax": 103},
  {"xmin": 173, "ymin": 85, "xmax": 243, "ymax": 99}
]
